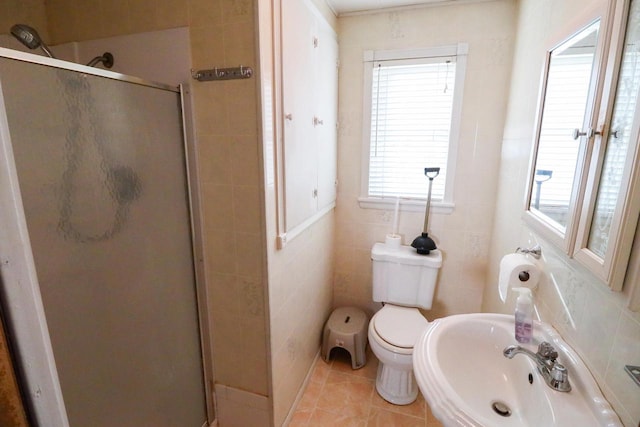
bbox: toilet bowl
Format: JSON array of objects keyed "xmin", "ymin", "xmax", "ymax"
[{"xmin": 368, "ymin": 304, "xmax": 430, "ymax": 405}]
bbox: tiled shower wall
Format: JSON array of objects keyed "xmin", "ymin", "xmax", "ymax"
[
  {"xmin": 0, "ymin": 0, "xmax": 48, "ymax": 41},
  {"xmin": 3, "ymin": 0, "xmax": 272, "ymax": 424}
]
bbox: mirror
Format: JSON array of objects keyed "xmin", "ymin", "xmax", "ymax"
[
  {"xmin": 587, "ymin": 0, "xmax": 640, "ymax": 258},
  {"xmin": 528, "ymin": 21, "xmax": 600, "ymax": 234},
  {"xmin": 528, "ymin": 7, "xmax": 640, "ymax": 292}
]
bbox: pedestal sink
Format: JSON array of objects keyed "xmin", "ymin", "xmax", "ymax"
[{"xmin": 412, "ymin": 313, "xmax": 621, "ymax": 426}]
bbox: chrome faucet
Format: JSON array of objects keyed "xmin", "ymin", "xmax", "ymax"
[{"xmin": 503, "ymin": 342, "xmax": 571, "ymax": 392}]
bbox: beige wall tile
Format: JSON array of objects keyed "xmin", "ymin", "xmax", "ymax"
[
  {"xmin": 127, "ymin": 0, "xmax": 159, "ymax": 34},
  {"xmin": 2, "ymin": 0, "xmax": 49, "ymax": 41},
  {"xmin": 189, "ymin": 24, "xmax": 227, "ymax": 69},
  {"xmin": 205, "ymin": 230, "xmax": 238, "ymax": 275},
  {"xmin": 198, "ymin": 134, "xmax": 233, "ymax": 184},
  {"xmin": 232, "ymin": 185, "xmax": 263, "ymax": 233},
  {"xmin": 74, "ymin": 0, "xmax": 103, "ymax": 40},
  {"xmin": 45, "ymin": 0, "xmax": 77, "ymax": 43},
  {"xmin": 201, "ymin": 183, "xmax": 234, "ymax": 231},
  {"xmin": 335, "ymin": 0, "xmax": 518, "ymax": 319},
  {"xmin": 231, "ymin": 135, "xmax": 262, "ymax": 186},
  {"xmin": 208, "ymin": 273, "xmax": 241, "ymax": 319},
  {"xmin": 154, "ymin": 0, "xmax": 189, "ymax": 29},
  {"xmin": 267, "ymin": 212, "xmax": 335, "ymax": 425},
  {"xmin": 223, "ymin": 21, "xmax": 257, "ymax": 65},
  {"xmin": 225, "ymin": 80, "xmax": 259, "ymax": 134},
  {"xmin": 188, "ymin": 0, "xmax": 223, "ymax": 28},
  {"xmin": 221, "ymin": 0, "xmax": 254, "ymax": 25},
  {"xmin": 99, "ymin": 0, "xmax": 131, "ymax": 39},
  {"xmin": 235, "ymin": 231, "xmax": 265, "ymax": 278},
  {"xmin": 192, "ymin": 84, "xmax": 229, "ymax": 135}
]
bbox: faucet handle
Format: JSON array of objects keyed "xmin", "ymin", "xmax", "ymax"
[
  {"xmin": 537, "ymin": 342, "xmax": 558, "ymax": 361},
  {"xmin": 550, "ymin": 363, "xmax": 571, "ymax": 392}
]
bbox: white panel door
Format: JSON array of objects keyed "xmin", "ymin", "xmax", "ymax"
[{"xmin": 282, "ymin": 0, "xmax": 318, "ymax": 230}]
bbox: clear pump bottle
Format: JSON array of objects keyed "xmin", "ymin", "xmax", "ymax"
[{"xmin": 514, "ymin": 287, "xmax": 533, "ymax": 343}]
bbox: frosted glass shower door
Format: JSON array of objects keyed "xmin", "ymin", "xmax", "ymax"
[{"xmin": 0, "ymin": 57, "xmax": 207, "ymax": 426}]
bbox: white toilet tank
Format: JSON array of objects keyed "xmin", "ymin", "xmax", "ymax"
[{"xmin": 371, "ymin": 242, "xmax": 442, "ymax": 310}]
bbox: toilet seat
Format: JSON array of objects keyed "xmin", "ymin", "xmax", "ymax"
[{"xmin": 372, "ymin": 305, "xmax": 429, "ymax": 349}]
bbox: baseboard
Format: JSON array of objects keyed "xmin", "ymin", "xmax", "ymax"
[{"xmin": 281, "ymin": 350, "xmax": 321, "ymax": 426}]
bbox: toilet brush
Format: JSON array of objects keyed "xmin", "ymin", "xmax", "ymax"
[{"xmin": 411, "ymin": 167, "xmax": 440, "ymax": 255}]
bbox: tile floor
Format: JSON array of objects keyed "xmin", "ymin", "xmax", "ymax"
[{"xmin": 288, "ymin": 348, "xmax": 445, "ymax": 426}]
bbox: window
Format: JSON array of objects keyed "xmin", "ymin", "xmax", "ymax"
[{"xmin": 359, "ymin": 45, "xmax": 467, "ymax": 211}]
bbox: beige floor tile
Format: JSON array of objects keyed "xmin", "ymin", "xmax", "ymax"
[
  {"xmin": 309, "ymin": 359, "xmax": 332, "ymax": 384},
  {"xmin": 426, "ymin": 402, "xmax": 444, "ymax": 427},
  {"xmin": 316, "ymin": 371, "xmax": 374, "ymax": 418},
  {"xmin": 288, "ymin": 351, "xmax": 446, "ymax": 427},
  {"xmin": 370, "ymin": 388, "xmax": 427, "ymax": 419},
  {"xmin": 307, "ymin": 409, "xmax": 367, "ymax": 427},
  {"xmin": 288, "ymin": 408, "xmax": 313, "ymax": 426},
  {"xmin": 329, "ymin": 347, "xmax": 379, "ymax": 380},
  {"xmin": 296, "ymin": 380, "xmax": 323, "ymax": 411},
  {"xmin": 367, "ymin": 407, "xmax": 426, "ymax": 427}
]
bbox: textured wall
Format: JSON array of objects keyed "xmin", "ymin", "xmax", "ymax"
[
  {"xmin": 484, "ymin": 0, "xmax": 640, "ymax": 425},
  {"xmin": 45, "ymin": 0, "xmax": 189, "ymax": 44},
  {"xmin": 0, "ymin": 0, "xmax": 48, "ymax": 40},
  {"xmin": 335, "ymin": 0, "xmax": 517, "ymax": 319},
  {"xmin": 257, "ymin": 1, "xmax": 336, "ymax": 424}
]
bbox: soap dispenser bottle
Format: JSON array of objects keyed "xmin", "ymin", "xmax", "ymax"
[{"xmin": 514, "ymin": 287, "xmax": 533, "ymax": 343}]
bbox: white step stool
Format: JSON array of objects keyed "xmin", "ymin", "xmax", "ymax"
[{"xmin": 321, "ymin": 307, "xmax": 368, "ymax": 369}]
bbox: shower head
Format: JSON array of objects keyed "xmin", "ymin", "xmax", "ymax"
[
  {"xmin": 86, "ymin": 52, "xmax": 114, "ymax": 68},
  {"xmin": 10, "ymin": 24, "xmax": 56, "ymax": 58}
]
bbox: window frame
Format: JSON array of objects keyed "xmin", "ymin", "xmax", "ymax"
[{"xmin": 358, "ymin": 44, "xmax": 468, "ymax": 213}]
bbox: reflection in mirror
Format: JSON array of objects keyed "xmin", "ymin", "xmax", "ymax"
[
  {"xmin": 529, "ymin": 21, "xmax": 600, "ymax": 232},
  {"xmin": 588, "ymin": 1, "xmax": 640, "ymax": 258}
]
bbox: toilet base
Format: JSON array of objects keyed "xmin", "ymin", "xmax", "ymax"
[{"xmin": 375, "ymin": 362, "xmax": 419, "ymax": 405}]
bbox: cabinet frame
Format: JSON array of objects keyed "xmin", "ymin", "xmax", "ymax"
[{"xmin": 524, "ymin": 0, "xmax": 640, "ymax": 294}]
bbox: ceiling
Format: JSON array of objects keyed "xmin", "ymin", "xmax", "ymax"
[{"xmin": 326, "ymin": 0, "xmax": 467, "ymax": 15}]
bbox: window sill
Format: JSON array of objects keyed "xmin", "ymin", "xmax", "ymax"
[{"xmin": 357, "ymin": 197, "xmax": 455, "ymax": 214}]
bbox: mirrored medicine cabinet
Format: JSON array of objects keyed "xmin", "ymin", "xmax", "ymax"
[{"xmin": 525, "ymin": 0, "xmax": 640, "ymax": 292}]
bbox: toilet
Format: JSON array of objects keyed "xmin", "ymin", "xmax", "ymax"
[{"xmin": 368, "ymin": 242, "xmax": 442, "ymax": 405}]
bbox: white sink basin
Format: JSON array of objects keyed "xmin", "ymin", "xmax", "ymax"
[{"xmin": 413, "ymin": 313, "xmax": 621, "ymax": 426}]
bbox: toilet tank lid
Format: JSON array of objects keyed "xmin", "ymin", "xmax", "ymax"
[{"xmin": 371, "ymin": 243, "xmax": 442, "ymax": 267}]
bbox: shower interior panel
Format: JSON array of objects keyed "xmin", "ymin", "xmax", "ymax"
[{"xmin": 0, "ymin": 56, "xmax": 207, "ymax": 426}]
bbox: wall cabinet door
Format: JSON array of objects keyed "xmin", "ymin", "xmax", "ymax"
[
  {"xmin": 573, "ymin": 0, "xmax": 640, "ymax": 290},
  {"xmin": 524, "ymin": 0, "xmax": 640, "ymax": 292},
  {"xmin": 281, "ymin": 0, "xmax": 338, "ymax": 234},
  {"xmin": 314, "ymin": 21, "xmax": 338, "ymax": 212}
]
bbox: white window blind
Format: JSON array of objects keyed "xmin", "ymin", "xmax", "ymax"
[{"xmin": 368, "ymin": 57, "xmax": 457, "ymax": 201}]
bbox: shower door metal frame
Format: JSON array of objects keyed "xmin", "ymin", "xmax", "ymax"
[{"xmin": 0, "ymin": 47, "xmax": 214, "ymax": 427}]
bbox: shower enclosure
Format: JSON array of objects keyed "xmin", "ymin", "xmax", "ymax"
[{"xmin": 0, "ymin": 49, "xmax": 210, "ymax": 426}]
